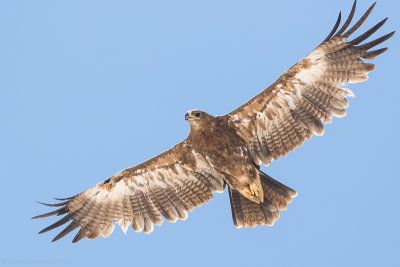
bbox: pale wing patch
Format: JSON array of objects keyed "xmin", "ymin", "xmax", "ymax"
[
  {"xmin": 33, "ymin": 142, "xmax": 224, "ymax": 242},
  {"xmin": 226, "ymin": 2, "xmax": 393, "ymax": 166}
]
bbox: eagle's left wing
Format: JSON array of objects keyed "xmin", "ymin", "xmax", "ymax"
[
  {"xmin": 33, "ymin": 140, "xmax": 224, "ymax": 242},
  {"xmin": 225, "ymin": 1, "xmax": 394, "ymax": 166}
]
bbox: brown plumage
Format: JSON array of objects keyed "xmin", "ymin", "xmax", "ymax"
[{"xmin": 33, "ymin": 0, "xmax": 394, "ymax": 242}]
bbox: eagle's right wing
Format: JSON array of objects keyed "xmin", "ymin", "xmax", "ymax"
[
  {"xmin": 225, "ymin": 1, "xmax": 394, "ymax": 166},
  {"xmin": 33, "ymin": 140, "xmax": 224, "ymax": 242}
]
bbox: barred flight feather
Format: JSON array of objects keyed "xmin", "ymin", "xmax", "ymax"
[
  {"xmin": 33, "ymin": 141, "xmax": 224, "ymax": 242},
  {"xmin": 228, "ymin": 0, "xmax": 394, "ymax": 166}
]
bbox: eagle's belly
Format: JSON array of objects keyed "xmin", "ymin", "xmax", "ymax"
[
  {"xmin": 205, "ymin": 145, "xmax": 250, "ymax": 174},
  {"xmin": 193, "ymin": 126, "xmax": 256, "ymax": 179},
  {"xmin": 197, "ymin": 132, "xmax": 262, "ymax": 202}
]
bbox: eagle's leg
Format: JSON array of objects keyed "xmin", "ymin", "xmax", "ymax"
[
  {"xmin": 228, "ymin": 171, "xmax": 297, "ymax": 228},
  {"xmin": 223, "ymin": 172, "xmax": 264, "ymax": 204},
  {"xmin": 249, "ymin": 183, "xmax": 260, "ymax": 197}
]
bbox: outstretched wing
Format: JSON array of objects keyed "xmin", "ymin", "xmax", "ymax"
[
  {"xmin": 32, "ymin": 140, "xmax": 224, "ymax": 242},
  {"xmin": 225, "ymin": 1, "xmax": 394, "ymax": 166}
]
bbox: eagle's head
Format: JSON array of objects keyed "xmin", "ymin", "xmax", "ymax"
[
  {"xmin": 185, "ymin": 109, "xmax": 218, "ymax": 132},
  {"xmin": 185, "ymin": 109, "xmax": 208, "ymax": 122}
]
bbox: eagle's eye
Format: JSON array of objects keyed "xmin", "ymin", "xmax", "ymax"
[{"xmin": 195, "ymin": 112, "xmax": 201, "ymax": 117}]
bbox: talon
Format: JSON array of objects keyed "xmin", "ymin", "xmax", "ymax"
[{"xmin": 249, "ymin": 184, "xmax": 259, "ymax": 197}]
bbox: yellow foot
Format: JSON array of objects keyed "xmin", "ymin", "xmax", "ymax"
[{"xmin": 249, "ymin": 183, "xmax": 259, "ymax": 197}]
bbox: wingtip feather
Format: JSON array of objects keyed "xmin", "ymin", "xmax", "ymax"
[
  {"xmin": 343, "ymin": 2, "xmax": 377, "ymax": 38},
  {"xmin": 323, "ymin": 11, "xmax": 342, "ymax": 42},
  {"xmin": 335, "ymin": 0, "xmax": 357, "ymax": 37},
  {"xmin": 362, "ymin": 47, "xmax": 388, "ymax": 60}
]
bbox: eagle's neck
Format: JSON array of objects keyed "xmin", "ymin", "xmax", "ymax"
[
  {"xmin": 188, "ymin": 117, "xmax": 245, "ymax": 152},
  {"xmin": 189, "ymin": 119, "xmax": 218, "ymax": 139}
]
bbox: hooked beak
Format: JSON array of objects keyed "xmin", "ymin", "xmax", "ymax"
[{"xmin": 185, "ymin": 111, "xmax": 200, "ymax": 121}]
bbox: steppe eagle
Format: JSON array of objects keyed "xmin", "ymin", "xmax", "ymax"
[{"xmin": 33, "ymin": 1, "xmax": 394, "ymax": 242}]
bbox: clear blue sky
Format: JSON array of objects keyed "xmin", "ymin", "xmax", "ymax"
[{"xmin": 1, "ymin": 0, "xmax": 399, "ymax": 266}]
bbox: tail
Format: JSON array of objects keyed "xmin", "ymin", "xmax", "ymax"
[{"xmin": 228, "ymin": 171, "xmax": 297, "ymax": 228}]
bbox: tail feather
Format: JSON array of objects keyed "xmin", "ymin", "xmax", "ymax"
[{"xmin": 229, "ymin": 171, "xmax": 296, "ymax": 228}]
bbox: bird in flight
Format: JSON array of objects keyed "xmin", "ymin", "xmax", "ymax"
[{"xmin": 33, "ymin": 1, "xmax": 394, "ymax": 243}]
